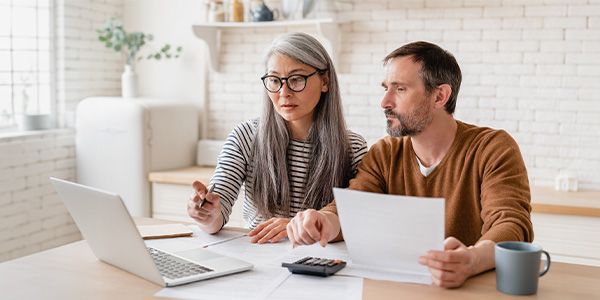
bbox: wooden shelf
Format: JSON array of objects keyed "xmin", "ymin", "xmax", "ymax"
[
  {"xmin": 148, "ymin": 166, "xmax": 215, "ymax": 185},
  {"xmin": 530, "ymin": 186, "xmax": 600, "ymax": 217},
  {"xmin": 192, "ymin": 18, "xmax": 340, "ymax": 71},
  {"xmin": 149, "ymin": 168, "xmax": 600, "ymax": 218}
]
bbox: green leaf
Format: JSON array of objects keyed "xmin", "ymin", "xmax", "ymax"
[
  {"xmin": 155, "ymin": 53, "xmax": 161, "ymax": 60},
  {"xmin": 177, "ymin": 46, "xmax": 182, "ymax": 52},
  {"xmin": 166, "ymin": 54, "xmax": 171, "ymax": 58},
  {"xmin": 162, "ymin": 44, "xmax": 171, "ymax": 52},
  {"xmin": 147, "ymin": 54, "xmax": 153, "ymax": 59},
  {"xmin": 147, "ymin": 34, "xmax": 153, "ymax": 41},
  {"xmin": 175, "ymin": 55, "xmax": 180, "ymax": 58},
  {"xmin": 98, "ymin": 36, "xmax": 106, "ymax": 42},
  {"xmin": 105, "ymin": 42, "xmax": 113, "ymax": 48},
  {"xmin": 114, "ymin": 44, "xmax": 121, "ymax": 51}
]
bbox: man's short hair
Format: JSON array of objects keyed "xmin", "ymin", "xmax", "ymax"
[{"xmin": 383, "ymin": 41, "xmax": 462, "ymax": 114}]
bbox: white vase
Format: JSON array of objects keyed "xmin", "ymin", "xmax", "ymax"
[
  {"xmin": 122, "ymin": 64, "xmax": 138, "ymax": 98},
  {"xmin": 20, "ymin": 114, "xmax": 53, "ymax": 131}
]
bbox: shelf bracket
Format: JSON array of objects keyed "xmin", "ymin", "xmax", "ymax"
[{"xmin": 192, "ymin": 26, "xmax": 220, "ymax": 71}]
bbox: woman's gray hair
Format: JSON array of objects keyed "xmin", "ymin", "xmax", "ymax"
[{"xmin": 250, "ymin": 32, "xmax": 353, "ymax": 219}]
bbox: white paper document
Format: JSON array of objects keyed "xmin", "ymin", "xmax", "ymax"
[
  {"xmin": 154, "ymin": 265, "xmax": 290, "ymax": 300},
  {"xmin": 266, "ymin": 274, "xmax": 363, "ymax": 300},
  {"xmin": 333, "ymin": 188, "xmax": 445, "ymax": 285},
  {"xmin": 207, "ymin": 235, "xmax": 293, "ymax": 265}
]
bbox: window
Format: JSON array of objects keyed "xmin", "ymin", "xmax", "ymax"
[{"xmin": 0, "ymin": 0, "xmax": 55, "ymax": 129}]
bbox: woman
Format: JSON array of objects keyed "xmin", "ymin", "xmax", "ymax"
[{"xmin": 187, "ymin": 32, "xmax": 367, "ymax": 243}]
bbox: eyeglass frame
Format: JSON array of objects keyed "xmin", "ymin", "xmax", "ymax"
[{"xmin": 260, "ymin": 69, "xmax": 326, "ymax": 93}]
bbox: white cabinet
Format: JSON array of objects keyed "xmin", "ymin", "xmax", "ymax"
[
  {"xmin": 532, "ymin": 213, "xmax": 600, "ymax": 267},
  {"xmin": 149, "ymin": 167, "xmax": 245, "ymax": 228},
  {"xmin": 530, "ymin": 187, "xmax": 600, "ymax": 267},
  {"xmin": 76, "ymin": 97, "xmax": 198, "ymax": 217}
]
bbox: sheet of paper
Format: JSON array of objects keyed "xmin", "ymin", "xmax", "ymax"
[
  {"xmin": 207, "ymin": 235, "xmax": 293, "ymax": 265},
  {"xmin": 144, "ymin": 225, "xmax": 247, "ymax": 253},
  {"xmin": 154, "ymin": 265, "xmax": 290, "ymax": 300},
  {"xmin": 333, "ymin": 188, "xmax": 445, "ymax": 284},
  {"xmin": 265, "ymin": 274, "xmax": 363, "ymax": 300}
]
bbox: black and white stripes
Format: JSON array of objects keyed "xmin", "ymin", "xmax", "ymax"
[{"xmin": 209, "ymin": 119, "xmax": 368, "ymax": 229}]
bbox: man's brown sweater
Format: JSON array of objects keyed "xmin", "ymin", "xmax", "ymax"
[{"xmin": 322, "ymin": 120, "xmax": 533, "ymax": 246}]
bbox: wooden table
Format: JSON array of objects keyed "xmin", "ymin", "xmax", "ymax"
[{"xmin": 1, "ymin": 217, "xmax": 599, "ymax": 300}]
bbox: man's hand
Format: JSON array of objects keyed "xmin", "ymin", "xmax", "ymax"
[
  {"xmin": 187, "ymin": 181, "xmax": 222, "ymax": 233},
  {"xmin": 418, "ymin": 237, "xmax": 473, "ymax": 288},
  {"xmin": 248, "ymin": 218, "xmax": 290, "ymax": 244},
  {"xmin": 418, "ymin": 237, "xmax": 495, "ymax": 288},
  {"xmin": 286, "ymin": 209, "xmax": 339, "ymax": 247}
]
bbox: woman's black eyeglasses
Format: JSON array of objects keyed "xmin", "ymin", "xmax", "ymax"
[{"xmin": 261, "ymin": 70, "xmax": 325, "ymax": 93}]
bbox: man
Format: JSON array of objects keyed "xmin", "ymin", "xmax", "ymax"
[{"xmin": 286, "ymin": 41, "xmax": 533, "ymax": 288}]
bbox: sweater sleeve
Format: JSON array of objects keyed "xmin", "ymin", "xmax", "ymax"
[
  {"xmin": 320, "ymin": 138, "xmax": 391, "ymax": 241},
  {"xmin": 210, "ymin": 121, "xmax": 255, "ymax": 228},
  {"xmin": 478, "ymin": 130, "xmax": 533, "ymax": 243}
]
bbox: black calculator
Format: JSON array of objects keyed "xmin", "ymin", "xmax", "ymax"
[{"xmin": 282, "ymin": 256, "xmax": 346, "ymax": 277}]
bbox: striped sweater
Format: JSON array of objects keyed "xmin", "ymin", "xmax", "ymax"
[{"xmin": 209, "ymin": 119, "xmax": 368, "ymax": 229}]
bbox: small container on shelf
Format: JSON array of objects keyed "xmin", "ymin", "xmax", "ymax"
[
  {"xmin": 207, "ymin": 0, "xmax": 225, "ymax": 22},
  {"xmin": 229, "ymin": 0, "xmax": 244, "ymax": 22}
]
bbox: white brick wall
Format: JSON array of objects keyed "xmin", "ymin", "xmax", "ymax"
[
  {"xmin": 56, "ymin": 0, "xmax": 123, "ymax": 118},
  {"xmin": 0, "ymin": 0, "xmax": 123, "ymax": 263},
  {"xmin": 0, "ymin": 130, "xmax": 78, "ymax": 262},
  {"xmin": 205, "ymin": 0, "xmax": 600, "ymax": 190}
]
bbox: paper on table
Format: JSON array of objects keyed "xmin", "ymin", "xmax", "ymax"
[
  {"xmin": 333, "ymin": 188, "xmax": 445, "ymax": 284},
  {"xmin": 265, "ymin": 274, "xmax": 363, "ymax": 300},
  {"xmin": 207, "ymin": 235, "xmax": 293, "ymax": 265},
  {"xmin": 144, "ymin": 225, "xmax": 246, "ymax": 253},
  {"xmin": 155, "ymin": 265, "xmax": 291, "ymax": 300}
]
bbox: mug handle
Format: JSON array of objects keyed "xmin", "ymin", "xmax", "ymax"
[
  {"xmin": 540, "ymin": 250, "xmax": 551, "ymax": 277},
  {"xmin": 273, "ymin": 8, "xmax": 279, "ymax": 20}
]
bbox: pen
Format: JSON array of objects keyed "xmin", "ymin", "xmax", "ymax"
[{"xmin": 199, "ymin": 183, "xmax": 216, "ymax": 208}]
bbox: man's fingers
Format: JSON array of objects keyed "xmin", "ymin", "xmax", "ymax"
[
  {"xmin": 287, "ymin": 223, "xmax": 297, "ymax": 244},
  {"xmin": 303, "ymin": 212, "xmax": 323, "ymax": 242},
  {"xmin": 443, "ymin": 237, "xmax": 463, "ymax": 250}
]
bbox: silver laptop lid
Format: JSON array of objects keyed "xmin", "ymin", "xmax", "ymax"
[{"xmin": 50, "ymin": 177, "xmax": 166, "ymax": 286}]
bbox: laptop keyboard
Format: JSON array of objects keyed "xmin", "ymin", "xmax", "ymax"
[{"xmin": 148, "ymin": 247, "xmax": 214, "ymax": 280}]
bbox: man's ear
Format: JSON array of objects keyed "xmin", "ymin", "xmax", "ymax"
[
  {"xmin": 321, "ymin": 70, "xmax": 330, "ymax": 93},
  {"xmin": 434, "ymin": 84, "xmax": 452, "ymax": 109}
]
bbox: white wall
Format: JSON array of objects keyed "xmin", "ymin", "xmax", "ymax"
[
  {"xmin": 199, "ymin": 0, "xmax": 600, "ymax": 190},
  {"xmin": 0, "ymin": 0, "xmax": 124, "ymax": 263},
  {"xmin": 0, "ymin": 130, "xmax": 78, "ymax": 262},
  {"xmin": 123, "ymin": 0, "xmax": 208, "ymax": 136}
]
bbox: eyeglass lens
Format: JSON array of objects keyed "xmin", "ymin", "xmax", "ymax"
[{"xmin": 263, "ymin": 75, "xmax": 308, "ymax": 93}]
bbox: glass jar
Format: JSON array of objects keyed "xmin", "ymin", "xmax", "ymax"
[
  {"xmin": 208, "ymin": 0, "xmax": 225, "ymax": 22},
  {"xmin": 229, "ymin": 0, "xmax": 244, "ymax": 22}
]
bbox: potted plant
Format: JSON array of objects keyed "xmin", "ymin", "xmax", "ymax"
[{"xmin": 96, "ymin": 17, "xmax": 182, "ymax": 98}]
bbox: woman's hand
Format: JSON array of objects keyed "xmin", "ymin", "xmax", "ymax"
[
  {"xmin": 187, "ymin": 181, "xmax": 222, "ymax": 234},
  {"xmin": 248, "ymin": 217, "xmax": 290, "ymax": 244}
]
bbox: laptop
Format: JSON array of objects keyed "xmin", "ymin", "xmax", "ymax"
[{"xmin": 50, "ymin": 177, "xmax": 253, "ymax": 287}]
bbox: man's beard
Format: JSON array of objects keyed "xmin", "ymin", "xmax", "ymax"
[{"xmin": 385, "ymin": 98, "xmax": 433, "ymax": 137}]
